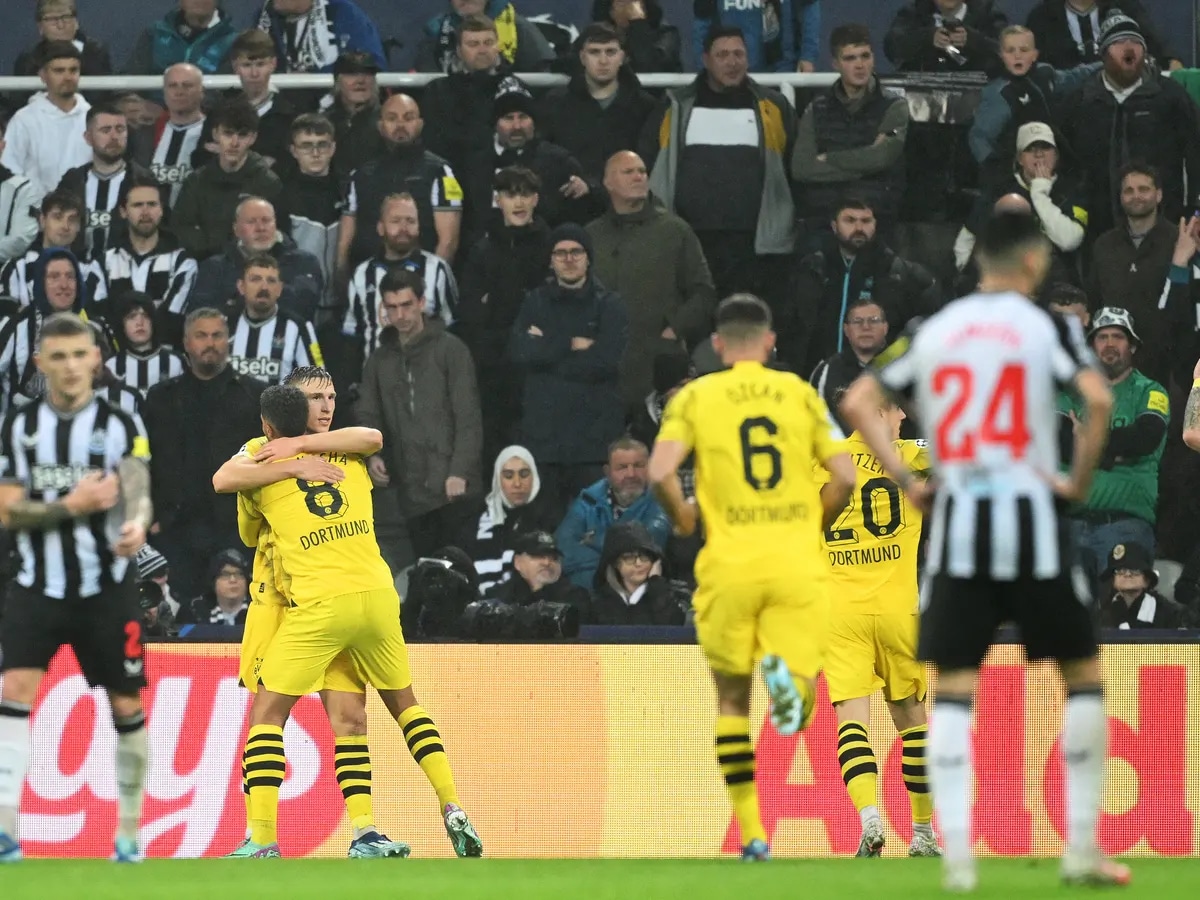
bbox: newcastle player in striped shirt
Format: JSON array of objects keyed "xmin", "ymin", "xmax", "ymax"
[
  {"xmin": 228, "ymin": 253, "xmax": 322, "ymax": 385},
  {"xmin": 841, "ymin": 212, "xmax": 1126, "ymax": 890},
  {"xmin": 0, "ymin": 313, "xmax": 153, "ymax": 864}
]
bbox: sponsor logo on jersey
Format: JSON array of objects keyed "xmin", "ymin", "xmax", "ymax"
[
  {"xmin": 30, "ymin": 464, "xmax": 100, "ymax": 493},
  {"xmin": 151, "ymin": 162, "xmax": 192, "ymax": 185},
  {"xmin": 230, "ymin": 356, "xmax": 281, "ymax": 379},
  {"xmin": 88, "ymin": 210, "xmax": 112, "ymax": 230}
]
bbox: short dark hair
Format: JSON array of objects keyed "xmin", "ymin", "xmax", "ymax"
[
  {"xmin": 37, "ymin": 40, "xmax": 81, "ymax": 68},
  {"xmin": 260, "ymin": 385, "xmax": 310, "ymax": 438},
  {"xmin": 703, "ymin": 25, "xmax": 746, "ymax": 55},
  {"xmin": 122, "ymin": 173, "xmax": 163, "ymax": 203},
  {"xmin": 494, "ymin": 166, "xmax": 541, "ymax": 195},
  {"xmin": 1043, "ymin": 282, "xmax": 1089, "ymax": 309},
  {"xmin": 38, "ymin": 312, "xmax": 93, "ymax": 348},
  {"xmin": 830, "ymin": 24, "xmax": 873, "ymax": 57},
  {"xmin": 85, "ymin": 101, "xmax": 124, "ymax": 128},
  {"xmin": 231, "ymin": 29, "xmax": 276, "ymax": 61},
  {"xmin": 290, "ymin": 112, "xmax": 334, "ymax": 140},
  {"xmin": 844, "ymin": 297, "xmax": 886, "ymax": 322},
  {"xmin": 832, "ymin": 196, "xmax": 875, "ymax": 220},
  {"xmin": 457, "ymin": 13, "xmax": 496, "ymax": 45},
  {"xmin": 607, "ymin": 435, "xmax": 648, "ymax": 461},
  {"xmin": 1117, "ymin": 160, "xmax": 1160, "ymax": 191},
  {"xmin": 715, "ymin": 292, "xmax": 772, "ymax": 342},
  {"xmin": 209, "ymin": 97, "xmax": 259, "ymax": 135},
  {"xmin": 379, "ymin": 267, "xmax": 425, "ymax": 299},
  {"xmin": 580, "ymin": 22, "xmax": 622, "ymax": 48},
  {"xmin": 286, "ymin": 365, "xmax": 333, "ymax": 387},
  {"xmin": 40, "ymin": 188, "xmax": 84, "ymax": 220},
  {"xmin": 974, "ymin": 211, "xmax": 1050, "ymax": 274},
  {"xmin": 240, "ymin": 252, "xmax": 279, "ymax": 277}
]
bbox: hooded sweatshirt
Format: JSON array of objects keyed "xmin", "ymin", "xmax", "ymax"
[
  {"xmin": 0, "ymin": 91, "xmax": 92, "ymax": 196},
  {"xmin": 591, "ymin": 520, "xmax": 684, "ymax": 626}
]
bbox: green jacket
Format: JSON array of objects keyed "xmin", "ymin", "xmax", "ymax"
[
  {"xmin": 646, "ymin": 76, "xmax": 796, "ymax": 255},
  {"xmin": 173, "ymin": 152, "xmax": 283, "ymax": 260},
  {"xmin": 585, "ymin": 203, "xmax": 716, "ymax": 405},
  {"xmin": 1169, "ymin": 69, "xmax": 1200, "ymax": 109}
]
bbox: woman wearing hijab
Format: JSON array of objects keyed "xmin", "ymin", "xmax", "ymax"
[{"xmin": 456, "ymin": 445, "xmax": 560, "ymax": 597}]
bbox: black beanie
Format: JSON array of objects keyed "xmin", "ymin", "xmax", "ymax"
[
  {"xmin": 653, "ymin": 348, "xmax": 693, "ymax": 395},
  {"xmin": 493, "ymin": 78, "xmax": 537, "ymax": 123},
  {"xmin": 548, "ymin": 222, "xmax": 593, "ymax": 261},
  {"xmin": 1098, "ymin": 9, "xmax": 1146, "ymax": 53}
]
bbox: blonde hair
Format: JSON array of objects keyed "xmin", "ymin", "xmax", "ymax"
[{"xmin": 1000, "ymin": 25, "xmax": 1035, "ymax": 44}]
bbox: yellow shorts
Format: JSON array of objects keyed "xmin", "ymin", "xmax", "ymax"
[
  {"xmin": 824, "ymin": 610, "xmax": 927, "ymax": 705},
  {"xmin": 257, "ymin": 587, "xmax": 411, "ymax": 697},
  {"xmin": 692, "ymin": 562, "xmax": 830, "ymax": 679},
  {"xmin": 240, "ymin": 597, "xmax": 366, "ymax": 695}
]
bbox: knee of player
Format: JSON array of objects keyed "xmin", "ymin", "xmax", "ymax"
[
  {"xmin": 1059, "ymin": 655, "xmax": 1102, "ymax": 692},
  {"xmin": 713, "ymin": 672, "xmax": 752, "ymax": 713},
  {"xmin": 0, "ymin": 668, "xmax": 42, "ymax": 707},
  {"xmin": 107, "ymin": 691, "xmax": 144, "ymax": 723},
  {"xmin": 324, "ymin": 695, "xmax": 369, "ymax": 735}
]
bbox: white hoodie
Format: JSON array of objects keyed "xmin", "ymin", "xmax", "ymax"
[{"xmin": 1, "ymin": 91, "xmax": 92, "ymax": 199}]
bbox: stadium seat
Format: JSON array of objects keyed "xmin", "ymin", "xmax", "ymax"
[{"xmin": 1155, "ymin": 559, "xmax": 1184, "ymax": 602}]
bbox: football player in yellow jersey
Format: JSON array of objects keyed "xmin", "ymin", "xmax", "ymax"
[
  {"xmin": 649, "ymin": 294, "xmax": 856, "ymax": 862},
  {"xmin": 213, "ymin": 367, "xmax": 413, "ymax": 859},
  {"xmin": 820, "ymin": 395, "xmax": 940, "ymax": 860}
]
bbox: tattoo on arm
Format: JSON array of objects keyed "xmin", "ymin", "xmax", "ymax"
[
  {"xmin": 118, "ymin": 457, "xmax": 153, "ymax": 529},
  {"xmin": 1185, "ymin": 387, "xmax": 1200, "ymax": 432},
  {"xmin": 6, "ymin": 500, "xmax": 73, "ymax": 530}
]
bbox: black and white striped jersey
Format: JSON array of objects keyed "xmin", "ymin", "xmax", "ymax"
[
  {"xmin": 877, "ymin": 291, "xmax": 1094, "ymax": 581},
  {"xmin": 80, "ymin": 168, "xmax": 130, "ymax": 259},
  {"xmin": 0, "ymin": 307, "xmax": 114, "ymax": 414},
  {"xmin": 149, "ymin": 118, "xmax": 205, "ymax": 208},
  {"xmin": 228, "ymin": 308, "xmax": 323, "ymax": 385},
  {"xmin": 94, "ymin": 380, "xmax": 146, "ymax": 419},
  {"xmin": 343, "ymin": 252, "xmax": 457, "ymax": 360},
  {"xmin": 1, "ymin": 247, "xmax": 109, "ymax": 310},
  {"xmin": 0, "ymin": 396, "xmax": 150, "ymax": 599},
  {"xmin": 105, "ymin": 347, "xmax": 187, "ymax": 396},
  {"xmin": 104, "ymin": 238, "xmax": 197, "ymax": 334}
]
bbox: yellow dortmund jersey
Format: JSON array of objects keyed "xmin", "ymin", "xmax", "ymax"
[
  {"xmin": 235, "ymin": 437, "xmax": 288, "ymax": 608},
  {"xmin": 249, "ymin": 450, "xmax": 393, "ymax": 603},
  {"xmin": 657, "ymin": 360, "xmax": 844, "ymax": 566},
  {"xmin": 821, "ymin": 435, "xmax": 929, "ymax": 613}
]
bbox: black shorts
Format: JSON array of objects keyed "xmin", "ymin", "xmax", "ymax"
[
  {"xmin": 918, "ymin": 567, "xmax": 1098, "ymax": 671},
  {"xmin": 0, "ymin": 576, "xmax": 146, "ymax": 693}
]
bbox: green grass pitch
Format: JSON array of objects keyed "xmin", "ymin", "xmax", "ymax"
[{"xmin": 4, "ymin": 858, "xmax": 1199, "ymax": 900}]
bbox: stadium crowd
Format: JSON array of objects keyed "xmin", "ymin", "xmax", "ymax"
[{"xmin": 0, "ymin": 0, "xmax": 1199, "ymax": 638}]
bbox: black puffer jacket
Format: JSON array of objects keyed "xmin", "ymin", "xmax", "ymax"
[
  {"xmin": 591, "ymin": 0, "xmax": 683, "ymax": 73},
  {"xmin": 591, "ymin": 521, "xmax": 686, "ymax": 626},
  {"xmin": 884, "ymin": 0, "xmax": 1007, "ymax": 74}
]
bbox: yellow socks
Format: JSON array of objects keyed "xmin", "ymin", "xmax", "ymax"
[
  {"xmin": 244, "ymin": 724, "xmax": 285, "ymax": 846},
  {"xmin": 397, "ymin": 705, "xmax": 460, "ymax": 809},
  {"xmin": 838, "ymin": 721, "xmax": 878, "ymax": 815},
  {"xmin": 715, "ymin": 715, "xmax": 766, "ymax": 846},
  {"xmin": 901, "ymin": 724, "xmax": 934, "ymax": 825},
  {"xmin": 334, "ymin": 736, "xmax": 374, "ymax": 834}
]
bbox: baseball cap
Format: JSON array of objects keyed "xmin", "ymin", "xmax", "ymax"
[
  {"xmin": 333, "ymin": 51, "xmax": 381, "ymax": 76},
  {"xmin": 1016, "ymin": 122, "xmax": 1056, "ymax": 153},
  {"xmin": 512, "ymin": 531, "xmax": 562, "ymax": 558},
  {"xmin": 1087, "ymin": 307, "xmax": 1141, "ymax": 344}
]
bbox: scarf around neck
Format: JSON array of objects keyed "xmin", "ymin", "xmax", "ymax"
[{"xmin": 260, "ymin": 0, "xmax": 340, "ymax": 72}]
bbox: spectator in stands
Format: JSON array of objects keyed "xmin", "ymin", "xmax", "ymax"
[
  {"xmin": 421, "ymin": 15, "xmax": 529, "ymax": 177},
  {"xmin": 1060, "ymin": 11, "xmax": 1200, "ymax": 237},
  {"xmin": 187, "ymin": 549, "xmax": 251, "ymax": 627},
  {"xmin": 509, "ymin": 224, "xmax": 628, "ymax": 511},
  {"xmin": 190, "ymin": 196, "xmax": 322, "ymax": 321},
  {"xmin": 693, "ymin": 0, "xmax": 795, "ymax": 74},
  {"xmin": 135, "ymin": 543, "xmax": 184, "ymax": 637},
  {"xmin": 795, "ymin": 197, "xmax": 940, "ymax": 376},
  {"xmin": 144, "ymin": 307, "xmax": 266, "ymax": 599},
  {"xmin": 254, "ymin": 0, "xmax": 386, "ymax": 73},
  {"xmin": 591, "ymin": 0, "xmax": 683, "ymax": 74},
  {"xmin": 955, "ymin": 123, "xmax": 1087, "ymax": 286},
  {"xmin": 1026, "ymin": 0, "xmax": 1177, "ymax": 71},
  {"xmin": 459, "ymin": 445, "xmax": 560, "ymax": 599},
  {"xmin": 1096, "ymin": 542, "xmax": 1190, "ymax": 629},
  {"xmin": 225, "ymin": 254, "xmax": 321, "ymax": 385},
  {"xmin": 174, "ymin": 99, "xmax": 282, "ymax": 260},
  {"xmin": 219, "ymin": 29, "xmax": 296, "ymax": 170},
  {"xmin": 810, "ymin": 298, "xmax": 889, "ymax": 431},
  {"xmin": 1044, "ymin": 282, "xmax": 1091, "ymax": 330},
  {"xmin": 418, "ymin": 1, "xmax": 554, "ymax": 75},
  {"xmin": 356, "ymin": 268, "xmax": 483, "ymax": 559},
  {"xmin": 322, "ymin": 51, "xmax": 384, "ymax": 176},
  {"xmin": 884, "ymin": 0, "xmax": 1006, "ymax": 73},
  {"xmin": 106, "ymin": 290, "xmax": 187, "ymax": 395},
  {"xmin": 2, "ymin": 41, "xmax": 92, "ymax": 197},
  {"xmin": 647, "ymin": 27, "xmax": 795, "ymax": 339},
  {"xmin": 626, "ymin": 347, "xmax": 693, "ymax": 469},
  {"xmin": 1, "ymin": 190, "xmax": 107, "ymax": 310},
  {"xmin": 282, "ymin": 114, "xmax": 343, "ymax": 321},
  {"xmin": 1086, "ymin": 163, "xmax": 1177, "ymax": 388},
  {"xmin": 968, "ymin": 26, "xmax": 1099, "ymax": 182},
  {"xmin": 92, "ymin": 336, "xmax": 146, "ymax": 418},
  {"xmin": 58, "ymin": 103, "xmax": 153, "ymax": 261},
  {"xmin": 125, "ymin": 0, "xmax": 237, "ymax": 76},
  {"xmin": 338, "ymin": 93, "xmax": 463, "ymax": 272},
  {"xmin": 107, "ymin": 176, "xmax": 198, "ymax": 347},
  {"xmin": 792, "ymin": 0, "xmax": 821, "ymax": 73},
  {"xmin": 587, "ymin": 150, "xmax": 714, "ymax": 410},
  {"xmin": 14, "ymin": 1, "xmax": 112, "ymax": 77},
  {"xmin": 492, "ymin": 530, "xmax": 593, "ymax": 623},
  {"xmin": 541, "ymin": 24, "xmax": 658, "ymax": 185},
  {"xmin": 458, "ymin": 167, "xmax": 551, "ymax": 463},
  {"xmin": 592, "ymin": 521, "xmax": 684, "ymax": 626},
  {"xmin": 556, "ymin": 437, "xmax": 671, "ymax": 589},
  {"xmin": 792, "ymin": 24, "xmax": 909, "ymax": 245},
  {"xmin": 463, "ymin": 81, "xmax": 596, "ymax": 246},
  {"xmin": 1060, "ymin": 307, "xmax": 1167, "ymax": 579},
  {"xmin": 130, "ymin": 64, "xmax": 207, "ymax": 210},
  {"xmin": 342, "ymin": 193, "xmax": 458, "ymax": 379},
  {"xmin": 0, "ymin": 122, "xmax": 39, "ymax": 265}
]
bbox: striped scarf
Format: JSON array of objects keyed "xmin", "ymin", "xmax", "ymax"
[{"xmin": 259, "ymin": 0, "xmax": 339, "ymax": 73}]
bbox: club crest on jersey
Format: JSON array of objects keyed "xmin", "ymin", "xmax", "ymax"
[
  {"xmin": 124, "ymin": 658, "xmax": 144, "ymax": 677},
  {"xmin": 88, "ymin": 429, "xmax": 106, "ymax": 455}
]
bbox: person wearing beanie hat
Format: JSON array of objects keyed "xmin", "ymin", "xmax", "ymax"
[
  {"xmin": 461, "ymin": 80, "xmax": 600, "ymax": 247},
  {"xmin": 1024, "ymin": 1, "xmax": 1175, "ymax": 71},
  {"xmin": 105, "ymin": 289, "xmax": 187, "ymax": 396},
  {"xmin": 508, "ymin": 216, "xmax": 628, "ymax": 511},
  {"xmin": 1096, "ymin": 541, "xmax": 1191, "ymax": 629},
  {"xmin": 628, "ymin": 347, "xmax": 695, "ymax": 498},
  {"xmin": 185, "ymin": 548, "xmax": 251, "ymax": 627}
]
